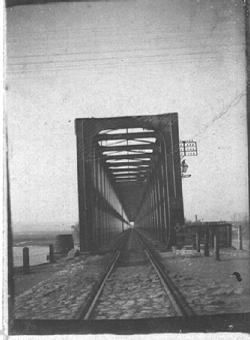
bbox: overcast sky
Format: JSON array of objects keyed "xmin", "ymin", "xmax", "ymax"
[{"xmin": 6, "ymin": 0, "xmax": 248, "ymax": 229}]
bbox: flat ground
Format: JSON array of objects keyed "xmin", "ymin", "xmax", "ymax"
[
  {"xmin": 13, "ymin": 235, "xmax": 249, "ymax": 315},
  {"xmin": 160, "ymin": 246, "xmax": 249, "ymax": 314},
  {"xmin": 14, "ymin": 258, "xmax": 69, "ymax": 297}
]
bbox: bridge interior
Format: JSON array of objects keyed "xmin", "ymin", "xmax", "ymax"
[{"xmin": 75, "ymin": 113, "xmax": 185, "ymax": 253}]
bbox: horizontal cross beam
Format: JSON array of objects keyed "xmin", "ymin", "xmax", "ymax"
[
  {"xmin": 115, "ymin": 180, "xmax": 146, "ymax": 184},
  {"xmin": 100, "ymin": 144, "xmax": 156, "ymax": 153},
  {"xmin": 114, "ymin": 174, "xmax": 147, "ymax": 178},
  {"xmin": 95, "ymin": 131, "xmax": 157, "ymax": 141},
  {"xmin": 106, "ymin": 161, "xmax": 151, "ymax": 168},
  {"xmin": 104, "ymin": 154, "xmax": 155, "ymax": 161},
  {"xmin": 111, "ymin": 169, "xmax": 148, "ymax": 174}
]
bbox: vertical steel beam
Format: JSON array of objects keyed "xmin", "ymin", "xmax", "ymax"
[
  {"xmin": 75, "ymin": 121, "xmax": 87, "ymax": 252},
  {"xmin": 152, "ymin": 180, "xmax": 157, "ymax": 239},
  {"xmin": 108, "ymin": 180, "xmax": 111, "ymax": 241},
  {"xmin": 100, "ymin": 166, "xmax": 105, "ymax": 245},
  {"xmin": 84, "ymin": 143, "xmax": 94, "ymax": 252},
  {"xmin": 156, "ymin": 169, "xmax": 163, "ymax": 242},
  {"xmin": 159, "ymin": 114, "xmax": 184, "ymax": 248},
  {"xmin": 150, "ymin": 180, "xmax": 155, "ymax": 237},
  {"xmin": 93, "ymin": 148, "xmax": 98, "ymax": 251},
  {"xmin": 97, "ymin": 161, "xmax": 101, "ymax": 248},
  {"xmin": 153, "ymin": 172, "xmax": 159, "ymax": 240},
  {"xmin": 160, "ymin": 139, "xmax": 171, "ymax": 246},
  {"xmin": 149, "ymin": 183, "xmax": 154, "ymax": 234},
  {"xmin": 104, "ymin": 175, "xmax": 108, "ymax": 243},
  {"xmin": 158, "ymin": 161, "xmax": 167, "ymax": 244}
]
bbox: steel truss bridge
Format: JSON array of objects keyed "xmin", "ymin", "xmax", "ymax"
[{"xmin": 75, "ymin": 113, "xmax": 185, "ymax": 253}]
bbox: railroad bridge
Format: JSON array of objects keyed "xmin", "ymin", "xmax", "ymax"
[{"xmin": 75, "ymin": 113, "xmax": 184, "ymax": 253}]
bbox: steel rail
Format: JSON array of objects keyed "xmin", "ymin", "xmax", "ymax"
[
  {"xmin": 144, "ymin": 250, "xmax": 183, "ymax": 316},
  {"xmin": 76, "ymin": 229, "xmax": 130, "ymax": 320},
  {"xmin": 135, "ymin": 230, "xmax": 195, "ymax": 317},
  {"xmin": 83, "ymin": 250, "xmax": 121, "ymax": 320}
]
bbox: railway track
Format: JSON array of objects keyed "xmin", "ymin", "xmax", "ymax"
[{"xmin": 77, "ymin": 228, "xmax": 195, "ymax": 320}]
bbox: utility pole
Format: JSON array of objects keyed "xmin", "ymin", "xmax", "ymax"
[{"xmin": 180, "ymin": 140, "xmax": 197, "ymax": 179}]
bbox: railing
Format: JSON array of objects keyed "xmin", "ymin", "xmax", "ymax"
[{"xmin": 184, "ymin": 222, "xmax": 233, "ymax": 261}]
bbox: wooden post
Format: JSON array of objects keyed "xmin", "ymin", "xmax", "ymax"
[
  {"xmin": 204, "ymin": 227, "xmax": 209, "ymax": 257},
  {"xmin": 214, "ymin": 229, "xmax": 220, "ymax": 261},
  {"xmin": 23, "ymin": 247, "xmax": 30, "ymax": 274},
  {"xmin": 210, "ymin": 228, "xmax": 214, "ymax": 248},
  {"xmin": 49, "ymin": 244, "xmax": 54, "ymax": 263},
  {"xmin": 226, "ymin": 225, "xmax": 232, "ymax": 247},
  {"xmin": 228, "ymin": 225, "xmax": 232, "ymax": 247},
  {"xmin": 196, "ymin": 229, "xmax": 200, "ymax": 252},
  {"xmin": 238, "ymin": 225, "xmax": 243, "ymax": 250}
]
